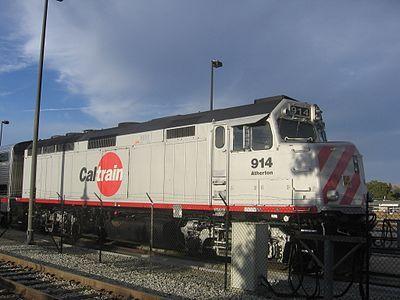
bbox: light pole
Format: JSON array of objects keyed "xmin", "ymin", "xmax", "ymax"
[
  {"xmin": 27, "ymin": 0, "xmax": 63, "ymax": 245},
  {"xmin": 210, "ymin": 59, "xmax": 223, "ymax": 111},
  {"xmin": 0, "ymin": 120, "xmax": 10, "ymax": 147}
]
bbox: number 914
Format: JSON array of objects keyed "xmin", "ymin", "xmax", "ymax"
[{"xmin": 251, "ymin": 157, "xmax": 273, "ymax": 168}]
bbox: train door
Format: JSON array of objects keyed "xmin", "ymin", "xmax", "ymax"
[
  {"xmin": 229, "ymin": 119, "xmax": 292, "ymax": 206},
  {"xmin": 211, "ymin": 125, "xmax": 229, "ymax": 204}
]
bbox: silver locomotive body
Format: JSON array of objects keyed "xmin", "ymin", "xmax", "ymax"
[{"xmin": 4, "ymin": 95, "xmax": 367, "ymax": 256}]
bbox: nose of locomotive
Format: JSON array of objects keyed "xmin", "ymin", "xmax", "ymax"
[{"xmin": 316, "ymin": 142, "xmax": 367, "ymax": 209}]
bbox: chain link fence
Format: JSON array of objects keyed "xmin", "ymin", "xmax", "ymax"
[
  {"xmin": 2, "ymin": 197, "xmax": 400, "ymax": 299},
  {"xmin": 219, "ymin": 202, "xmax": 400, "ymax": 299}
]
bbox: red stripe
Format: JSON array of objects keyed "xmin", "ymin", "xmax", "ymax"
[
  {"xmin": 322, "ymin": 145, "xmax": 355, "ymax": 204},
  {"xmin": 0, "ymin": 198, "xmax": 8, "ymax": 203},
  {"xmin": 15, "ymin": 198, "xmax": 317, "ymax": 214},
  {"xmin": 340, "ymin": 173, "xmax": 361, "ymax": 205},
  {"xmin": 318, "ymin": 146, "xmax": 333, "ymax": 170}
]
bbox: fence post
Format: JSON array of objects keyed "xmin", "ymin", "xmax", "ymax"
[
  {"xmin": 94, "ymin": 192, "xmax": 104, "ymax": 263},
  {"xmin": 61, "ymin": 194, "xmax": 64, "ymax": 254},
  {"xmin": 145, "ymin": 193, "xmax": 154, "ymax": 254},
  {"xmin": 396, "ymin": 220, "xmax": 400, "ymax": 249},
  {"xmin": 56, "ymin": 192, "xmax": 64, "ymax": 254},
  {"xmin": 145, "ymin": 193, "xmax": 154, "ymax": 272},
  {"xmin": 323, "ymin": 237, "xmax": 334, "ymax": 300},
  {"xmin": 219, "ymin": 193, "xmax": 229, "ymax": 291},
  {"xmin": 365, "ymin": 195, "xmax": 370, "ymax": 300}
]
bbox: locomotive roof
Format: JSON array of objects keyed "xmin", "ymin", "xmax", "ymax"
[
  {"xmin": 0, "ymin": 141, "xmax": 32, "ymax": 155},
  {"xmin": 30, "ymin": 95, "xmax": 297, "ymax": 148}
]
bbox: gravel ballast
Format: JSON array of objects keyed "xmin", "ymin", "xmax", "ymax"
[
  {"xmin": 1, "ymin": 230, "xmax": 397, "ymax": 299},
  {"xmin": 0, "ymin": 230, "xmax": 262, "ymax": 299}
]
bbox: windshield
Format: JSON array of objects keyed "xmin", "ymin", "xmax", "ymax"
[
  {"xmin": 278, "ymin": 118, "xmax": 316, "ymax": 142},
  {"xmin": 252, "ymin": 123, "xmax": 273, "ymax": 150}
]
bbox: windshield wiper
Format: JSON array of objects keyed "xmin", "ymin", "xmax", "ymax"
[{"xmin": 284, "ymin": 136, "xmax": 314, "ymax": 142}]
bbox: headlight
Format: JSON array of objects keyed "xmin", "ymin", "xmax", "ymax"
[{"xmin": 327, "ymin": 189, "xmax": 339, "ymax": 201}]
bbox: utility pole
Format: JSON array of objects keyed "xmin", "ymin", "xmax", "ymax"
[{"xmin": 27, "ymin": 0, "xmax": 63, "ymax": 244}]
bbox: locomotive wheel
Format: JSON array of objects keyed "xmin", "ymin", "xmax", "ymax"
[
  {"xmin": 186, "ymin": 237, "xmax": 201, "ymax": 256},
  {"xmin": 202, "ymin": 238, "xmax": 216, "ymax": 257}
]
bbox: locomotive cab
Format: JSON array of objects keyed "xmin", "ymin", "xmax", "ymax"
[
  {"xmin": 223, "ymin": 98, "xmax": 367, "ymax": 222},
  {"xmin": 274, "ymin": 100, "xmax": 367, "ymax": 215}
]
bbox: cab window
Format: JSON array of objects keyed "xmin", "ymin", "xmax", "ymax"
[
  {"xmin": 233, "ymin": 121, "xmax": 273, "ymax": 151},
  {"xmin": 233, "ymin": 126, "xmax": 244, "ymax": 151}
]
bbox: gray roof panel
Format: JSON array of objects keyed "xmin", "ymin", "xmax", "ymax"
[{"xmin": 31, "ymin": 94, "xmax": 296, "ymax": 148}]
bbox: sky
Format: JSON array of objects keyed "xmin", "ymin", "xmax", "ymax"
[{"xmin": 0, "ymin": 0, "xmax": 399, "ymax": 183}]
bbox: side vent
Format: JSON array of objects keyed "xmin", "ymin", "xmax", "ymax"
[
  {"xmin": 166, "ymin": 126, "xmax": 195, "ymax": 139},
  {"xmin": 57, "ymin": 143, "xmax": 75, "ymax": 152},
  {"xmin": 42, "ymin": 145, "xmax": 56, "ymax": 154},
  {"xmin": 88, "ymin": 136, "xmax": 116, "ymax": 149}
]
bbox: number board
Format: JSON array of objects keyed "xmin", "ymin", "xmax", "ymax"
[{"xmin": 290, "ymin": 105, "xmax": 310, "ymax": 119}]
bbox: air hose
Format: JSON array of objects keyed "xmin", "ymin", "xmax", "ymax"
[{"xmin": 260, "ymin": 237, "xmax": 360, "ymax": 299}]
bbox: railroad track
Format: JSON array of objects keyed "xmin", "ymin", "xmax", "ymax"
[
  {"xmin": 0, "ymin": 259, "xmax": 106, "ymax": 299},
  {"xmin": 0, "ymin": 252, "xmax": 161, "ymax": 300},
  {"xmin": 0, "ymin": 280, "xmax": 22, "ymax": 300}
]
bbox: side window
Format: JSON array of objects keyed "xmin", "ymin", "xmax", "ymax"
[
  {"xmin": 233, "ymin": 121, "xmax": 273, "ymax": 151},
  {"xmin": 215, "ymin": 126, "xmax": 225, "ymax": 149},
  {"xmin": 233, "ymin": 126, "xmax": 243, "ymax": 151}
]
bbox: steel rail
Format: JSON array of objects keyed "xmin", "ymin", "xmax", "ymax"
[
  {"xmin": 0, "ymin": 275, "xmax": 57, "ymax": 300},
  {"xmin": 0, "ymin": 251, "xmax": 162, "ymax": 300}
]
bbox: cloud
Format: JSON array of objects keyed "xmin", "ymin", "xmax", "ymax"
[
  {"xmin": 23, "ymin": 107, "xmax": 89, "ymax": 113},
  {"xmin": 0, "ymin": 84, "xmax": 33, "ymax": 98},
  {"xmin": 0, "ymin": 61, "xmax": 29, "ymax": 74},
  {"xmin": 6, "ymin": 1, "xmax": 400, "ymax": 124},
  {"xmin": 5, "ymin": 2, "xmax": 140, "ymax": 124},
  {"xmin": 2, "ymin": 0, "xmax": 400, "ymax": 183},
  {"xmin": 0, "ymin": 91, "xmax": 12, "ymax": 97},
  {"xmin": 0, "ymin": 117, "xmax": 93, "ymax": 147},
  {"xmin": 0, "ymin": 37, "xmax": 30, "ymax": 74}
]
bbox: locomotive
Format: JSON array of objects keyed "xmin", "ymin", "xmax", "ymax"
[{"xmin": 0, "ymin": 95, "xmax": 367, "ymax": 260}]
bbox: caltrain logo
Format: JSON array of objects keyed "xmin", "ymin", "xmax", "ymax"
[{"xmin": 79, "ymin": 152, "xmax": 123, "ymax": 197}]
